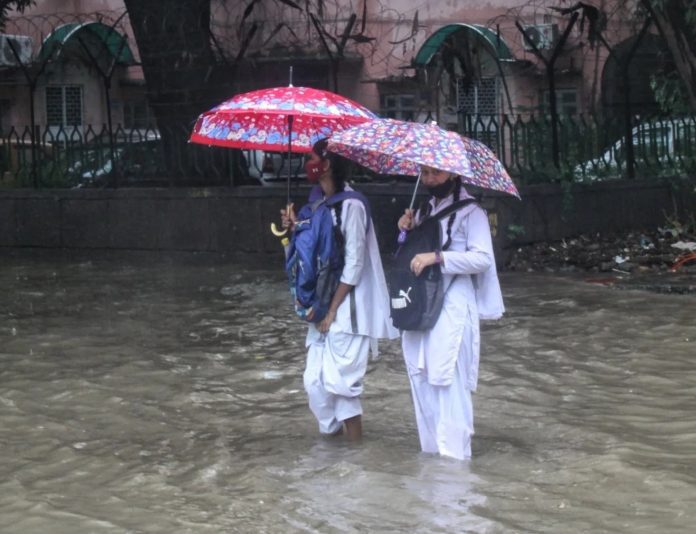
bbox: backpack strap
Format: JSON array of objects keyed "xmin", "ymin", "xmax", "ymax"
[
  {"xmin": 428, "ymin": 198, "xmax": 477, "ymax": 222},
  {"xmin": 326, "ymin": 190, "xmax": 370, "ymax": 332},
  {"xmin": 425, "ymin": 198, "xmax": 478, "ymax": 252},
  {"xmin": 325, "ymin": 190, "xmax": 371, "ymax": 232}
]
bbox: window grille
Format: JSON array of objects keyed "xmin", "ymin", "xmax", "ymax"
[
  {"xmin": 457, "ymin": 78, "xmax": 498, "ymax": 115},
  {"xmin": 457, "ymin": 78, "xmax": 499, "ymax": 150},
  {"xmin": 46, "ymin": 86, "xmax": 83, "ymax": 127},
  {"xmin": 380, "ymin": 93, "xmax": 417, "ymax": 121}
]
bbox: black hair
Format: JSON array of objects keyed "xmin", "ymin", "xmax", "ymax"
[
  {"xmin": 312, "ymin": 138, "xmax": 347, "ymax": 246},
  {"xmin": 442, "ymin": 179, "xmax": 462, "ymax": 250},
  {"xmin": 311, "ymin": 138, "xmax": 349, "ymax": 193}
]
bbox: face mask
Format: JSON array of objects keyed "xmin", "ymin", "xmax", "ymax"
[
  {"xmin": 304, "ymin": 159, "xmax": 324, "ymax": 183},
  {"xmin": 427, "ymin": 179, "xmax": 455, "ymax": 199}
]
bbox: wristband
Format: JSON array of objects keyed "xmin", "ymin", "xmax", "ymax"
[{"xmin": 434, "ymin": 250, "xmax": 443, "ymax": 264}]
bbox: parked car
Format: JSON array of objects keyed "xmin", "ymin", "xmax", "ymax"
[
  {"xmin": 245, "ymin": 149, "xmax": 306, "ymax": 185},
  {"xmin": 67, "ymin": 132, "xmax": 163, "ymax": 187},
  {"xmin": 574, "ymin": 118, "xmax": 696, "ymax": 180}
]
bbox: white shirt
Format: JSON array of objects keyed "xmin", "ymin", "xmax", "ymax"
[
  {"xmin": 402, "ymin": 187, "xmax": 504, "ymax": 387},
  {"xmin": 307, "ymin": 186, "xmax": 399, "ymax": 345}
]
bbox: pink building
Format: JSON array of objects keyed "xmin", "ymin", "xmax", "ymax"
[{"xmin": 0, "ymin": 0, "xmax": 670, "ymax": 134}]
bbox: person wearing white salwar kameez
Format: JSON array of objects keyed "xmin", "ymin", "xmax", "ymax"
[
  {"xmin": 282, "ymin": 139, "xmax": 398, "ymax": 440},
  {"xmin": 398, "ymin": 166, "xmax": 504, "ymax": 459}
]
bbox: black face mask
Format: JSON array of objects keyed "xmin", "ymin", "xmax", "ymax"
[{"xmin": 427, "ymin": 179, "xmax": 455, "ymax": 199}]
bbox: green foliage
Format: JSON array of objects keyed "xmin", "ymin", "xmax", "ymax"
[
  {"xmin": 0, "ymin": 0, "xmax": 33, "ymax": 30},
  {"xmin": 651, "ymin": 73, "xmax": 691, "ymax": 114}
]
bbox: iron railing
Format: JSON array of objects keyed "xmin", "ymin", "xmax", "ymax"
[
  {"xmin": 457, "ymin": 113, "xmax": 696, "ymax": 184},
  {"xmin": 2, "ymin": 113, "xmax": 695, "ymax": 189}
]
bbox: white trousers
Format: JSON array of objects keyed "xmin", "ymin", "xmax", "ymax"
[
  {"xmin": 408, "ymin": 354, "xmax": 474, "ymax": 460},
  {"xmin": 303, "ymin": 330, "xmax": 370, "ymax": 435}
]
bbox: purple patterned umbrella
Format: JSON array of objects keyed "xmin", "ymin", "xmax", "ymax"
[{"xmin": 327, "ymin": 118, "xmax": 520, "ymax": 198}]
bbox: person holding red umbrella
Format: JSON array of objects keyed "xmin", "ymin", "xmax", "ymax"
[
  {"xmin": 397, "ymin": 165, "xmax": 505, "ymax": 460},
  {"xmin": 281, "ymin": 139, "xmax": 398, "ymax": 441},
  {"xmin": 189, "ymin": 80, "xmax": 377, "ymax": 224}
]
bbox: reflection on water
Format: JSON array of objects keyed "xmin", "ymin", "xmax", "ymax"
[{"xmin": 1, "ymin": 251, "xmax": 695, "ymax": 533}]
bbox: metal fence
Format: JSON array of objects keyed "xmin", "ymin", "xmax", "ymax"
[
  {"xmin": 2, "ymin": 113, "xmax": 695, "ymax": 189},
  {"xmin": 0, "ymin": 124, "xmax": 247, "ymax": 189},
  {"xmin": 458, "ymin": 113, "xmax": 696, "ymax": 183}
]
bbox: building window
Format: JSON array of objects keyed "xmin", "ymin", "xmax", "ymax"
[
  {"xmin": 380, "ymin": 93, "xmax": 417, "ymax": 121},
  {"xmin": 457, "ymin": 78, "xmax": 498, "ymax": 115},
  {"xmin": 124, "ymin": 100, "xmax": 156, "ymax": 129},
  {"xmin": 46, "ymin": 85, "xmax": 83, "ymax": 127},
  {"xmin": 541, "ymin": 89, "xmax": 578, "ymax": 116}
]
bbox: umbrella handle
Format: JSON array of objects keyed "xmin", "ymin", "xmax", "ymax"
[
  {"xmin": 397, "ymin": 172, "xmax": 422, "ymax": 245},
  {"xmin": 270, "ymin": 222, "xmax": 287, "ymax": 237},
  {"xmin": 271, "ymin": 202, "xmax": 295, "ymax": 239},
  {"xmin": 397, "ymin": 228, "xmax": 408, "ymax": 245}
]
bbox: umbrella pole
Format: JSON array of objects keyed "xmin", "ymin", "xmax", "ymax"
[
  {"xmin": 287, "ymin": 115, "xmax": 294, "ymax": 205},
  {"xmin": 287, "ymin": 65, "xmax": 294, "ymax": 203},
  {"xmin": 397, "ymin": 171, "xmax": 422, "ymax": 245},
  {"xmin": 269, "ymin": 114, "xmax": 295, "ymax": 240}
]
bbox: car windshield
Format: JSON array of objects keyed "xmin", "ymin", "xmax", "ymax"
[{"xmin": 245, "ymin": 149, "xmax": 307, "ymax": 184}]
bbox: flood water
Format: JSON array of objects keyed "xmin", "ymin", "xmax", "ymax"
[{"xmin": 1, "ymin": 250, "xmax": 695, "ymax": 533}]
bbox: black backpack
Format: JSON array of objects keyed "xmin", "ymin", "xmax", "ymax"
[{"xmin": 388, "ymin": 199, "xmax": 476, "ymax": 331}]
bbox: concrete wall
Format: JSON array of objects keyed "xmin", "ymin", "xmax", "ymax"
[{"xmin": 1, "ymin": 179, "xmax": 693, "ymax": 266}]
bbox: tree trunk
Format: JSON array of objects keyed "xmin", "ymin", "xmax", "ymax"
[
  {"xmin": 642, "ymin": 0, "xmax": 696, "ymax": 111},
  {"xmin": 123, "ymin": 0, "xmax": 235, "ymax": 184}
]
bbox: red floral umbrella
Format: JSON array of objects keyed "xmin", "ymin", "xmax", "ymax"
[
  {"xmin": 189, "ymin": 85, "xmax": 376, "ymax": 153},
  {"xmin": 189, "ymin": 83, "xmax": 377, "ymax": 236}
]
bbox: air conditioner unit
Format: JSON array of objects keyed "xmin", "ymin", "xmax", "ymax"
[
  {"xmin": 0, "ymin": 34, "xmax": 33, "ymax": 66},
  {"xmin": 521, "ymin": 24, "xmax": 558, "ymax": 51}
]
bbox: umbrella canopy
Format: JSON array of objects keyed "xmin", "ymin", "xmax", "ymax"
[
  {"xmin": 327, "ymin": 118, "xmax": 520, "ymax": 198},
  {"xmin": 189, "ymin": 86, "xmax": 377, "ymax": 153}
]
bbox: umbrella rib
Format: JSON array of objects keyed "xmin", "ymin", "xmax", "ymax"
[{"xmin": 203, "ymin": 109, "xmax": 372, "ymax": 120}]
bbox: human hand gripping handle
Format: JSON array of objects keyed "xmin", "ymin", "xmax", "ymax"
[
  {"xmin": 397, "ymin": 208, "xmax": 415, "ymax": 244},
  {"xmin": 397, "ymin": 171, "xmax": 422, "ymax": 245},
  {"xmin": 271, "ymin": 203, "xmax": 295, "ymax": 238},
  {"xmin": 279, "ymin": 203, "xmax": 296, "ymax": 231}
]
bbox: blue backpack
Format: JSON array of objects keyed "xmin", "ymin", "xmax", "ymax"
[{"xmin": 286, "ymin": 188, "xmax": 370, "ymax": 323}]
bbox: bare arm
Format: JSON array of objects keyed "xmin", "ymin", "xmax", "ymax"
[
  {"xmin": 317, "ymin": 282, "xmax": 354, "ymax": 333},
  {"xmin": 317, "ymin": 199, "xmax": 366, "ymax": 333}
]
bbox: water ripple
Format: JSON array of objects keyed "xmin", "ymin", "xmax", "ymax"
[{"xmin": 0, "ymin": 255, "xmax": 694, "ymax": 533}]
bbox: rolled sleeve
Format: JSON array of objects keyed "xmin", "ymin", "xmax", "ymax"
[
  {"xmin": 339, "ymin": 200, "xmax": 367, "ymax": 285},
  {"xmin": 440, "ymin": 208, "xmax": 494, "ymax": 275}
]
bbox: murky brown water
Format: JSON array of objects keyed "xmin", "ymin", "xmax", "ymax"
[{"xmin": 1, "ymin": 250, "xmax": 695, "ymax": 533}]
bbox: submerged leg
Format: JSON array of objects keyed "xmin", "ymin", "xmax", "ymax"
[
  {"xmin": 343, "ymin": 414, "xmax": 362, "ymax": 441},
  {"xmin": 305, "ymin": 330, "xmax": 370, "ymax": 438},
  {"xmin": 304, "ymin": 342, "xmax": 343, "ymax": 435}
]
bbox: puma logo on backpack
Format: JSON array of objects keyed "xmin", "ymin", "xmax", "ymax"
[
  {"xmin": 391, "ymin": 287, "xmax": 413, "ymax": 309},
  {"xmin": 388, "ymin": 199, "xmax": 476, "ymax": 331}
]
